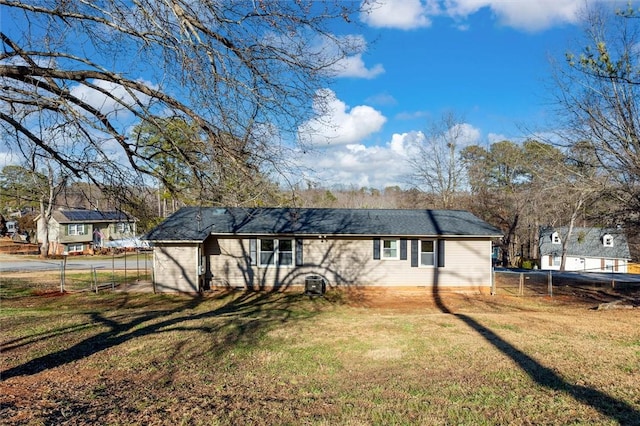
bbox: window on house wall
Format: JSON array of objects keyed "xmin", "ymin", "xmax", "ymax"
[
  {"xmin": 604, "ymin": 258, "xmax": 615, "ymax": 271},
  {"xmin": 117, "ymin": 222, "xmax": 131, "ymax": 233},
  {"xmin": 382, "ymin": 239, "xmax": 399, "ymax": 259},
  {"xmin": 67, "ymin": 243, "xmax": 83, "ymax": 253},
  {"xmin": 603, "ymin": 235, "xmax": 614, "ymax": 247},
  {"xmin": 552, "ymin": 232, "xmax": 561, "ymax": 244},
  {"xmin": 259, "ymin": 238, "xmax": 293, "ymax": 266},
  {"xmin": 68, "ymin": 224, "xmax": 86, "ymax": 235},
  {"xmin": 420, "ymin": 240, "xmax": 435, "ymax": 266},
  {"xmin": 553, "ymin": 255, "xmax": 561, "ymax": 266}
]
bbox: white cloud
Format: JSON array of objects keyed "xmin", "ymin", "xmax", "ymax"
[
  {"xmin": 361, "ymin": 0, "xmax": 585, "ymax": 32},
  {"xmin": 360, "ymin": 0, "xmax": 436, "ymax": 29},
  {"xmin": 298, "ymin": 89, "xmax": 387, "ymax": 146},
  {"xmin": 324, "ymin": 34, "xmax": 384, "ymax": 79},
  {"xmin": 448, "ymin": 123, "xmax": 481, "ymax": 147},
  {"xmin": 443, "ymin": 0, "xmax": 582, "ymax": 31},
  {"xmin": 70, "ymin": 79, "xmax": 154, "ymax": 117},
  {"xmin": 333, "ymin": 53, "xmax": 385, "ymax": 79},
  {"xmin": 293, "ymin": 123, "xmax": 486, "ymax": 189},
  {"xmin": 487, "ymin": 132, "xmax": 508, "ymax": 143},
  {"xmin": 294, "ymin": 131, "xmax": 426, "ymax": 189}
]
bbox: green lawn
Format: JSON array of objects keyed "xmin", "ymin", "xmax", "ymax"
[{"xmin": 1, "ymin": 279, "xmax": 639, "ymax": 425}]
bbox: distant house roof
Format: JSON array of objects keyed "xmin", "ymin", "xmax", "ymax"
[
  {"xmin": 539, "ymin": 227, "xmax": 631, "ymax": 260},
  {"xmin": 144, "ymin": 207, "xmax": 503, "ymax": 242},
  {"xmin": 52, "ymin": 209, "xmax": 134, "ymax": 223}
]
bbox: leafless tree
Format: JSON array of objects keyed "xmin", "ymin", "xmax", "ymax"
[
  {"xmin": 550, "ymin": 2, "xmax": 640, "ymax": 228},
  {"xmin": 0, "ymin": 0, "xmax": 368, "ymax": 206},
  {"xmin": 407, "ymin": 112, "xmax": 469, "ymax": 209}
]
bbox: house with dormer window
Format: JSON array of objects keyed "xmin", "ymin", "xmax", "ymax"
[{"xmin": 539, "ymin": 227, "xmax": 631, "ymax": 273}]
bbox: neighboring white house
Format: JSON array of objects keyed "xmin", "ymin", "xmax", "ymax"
[
  {"xmin": 539, "ymin": 227, "xmax": 631, "ymax": 273},
  {"xmin": 36, "ymin": 208, "xmax": 137, "ymax": 255},
  {"xmin": 144, "ymin": 207, "xmax": 503, "ymax": 294},
  {"xmin": 6, "ymin": 220, "xmax": 17, "ymax": 235}
]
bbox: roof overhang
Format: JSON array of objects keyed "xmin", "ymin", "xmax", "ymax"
[{"xmin": 208, "ymin": 232, "xmax": 503, "ymax": 239}]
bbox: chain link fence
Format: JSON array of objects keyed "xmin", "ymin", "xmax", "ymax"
[
  {"xmin": 493, "ymin": 269, "xmax": 640, "ymax": 298},
  {"xmin": 58, "ymin": 251, "xmax": 152, "ymax": 293}
]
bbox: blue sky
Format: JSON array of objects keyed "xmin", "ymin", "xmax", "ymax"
[
  {"xmin": 2, "ymin": 0, "xmax": 617, "ymax": 192},
  {"xmin": 294, "ymin": 0, "xmax": 600, "ymax": 190}
]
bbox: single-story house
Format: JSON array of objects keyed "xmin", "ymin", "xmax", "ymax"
[
  {"xmin": 143, "ymin": 207, "xmax": 503, "ymax": 293},
  {"xmin": 36, "ymin": 208, "xmax": 137, "ymax": 255},
  {"xmin": 539, "ymin": 226, "xmax": 631, "ymax": 273}
]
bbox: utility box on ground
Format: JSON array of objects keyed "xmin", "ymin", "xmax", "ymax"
[{"xmin": 304, "ymin": 275, "xmax": 326, "ymax": 296}]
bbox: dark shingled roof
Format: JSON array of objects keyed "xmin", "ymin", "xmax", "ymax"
[
  {"xmin": 144, "ymin": 207, "xmax": 503, "ymax": 242},
  {"xmin": 539, "ymin": 227, "xmax": 631, "ymax": 259},
  {"xmin": 52, "ymin": 209, "xmax": 133, "ymax": 223}
]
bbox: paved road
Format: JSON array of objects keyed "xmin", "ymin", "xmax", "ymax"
[
  {"xmin": 495, "ymin": 267, "xmax": 640, "ymax": 283},
  {"xmin": 0, "ymin": 254, "xmax": 148, "ymax": 273}
]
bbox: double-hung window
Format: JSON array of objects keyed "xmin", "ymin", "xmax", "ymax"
[
  {"xmin": 382, "ymin": 239, "xmax": 399, "ymax": 259},
  {"xmin": 68, "ymin": 224, "xmax": 86, "ymax": 236},
  {"xmin": 117, "ymin": 222, "xmax": 130, "ymax": 233},
  {"xmin": 420, "ymin": 240, "xmax": 435, "ymax": 266},
  {"xmin": 67, "ymin": 243, "xmax": 83, "ymax": 253},
  {"xmin": 259, "ymin": 238, "xmax": 293, "ymax": 266}
]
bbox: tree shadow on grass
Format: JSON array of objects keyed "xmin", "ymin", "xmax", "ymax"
[
  {"xmin": 431, "ymin": 269, "xmax": 640, "ymax": 424},
  {"xmin": 425, "ymin": 210, "xmax": 639, "ymax": 423},
  {"xmin": 1, "ymin": 289, "xmax": 320, "ymax": 381}
]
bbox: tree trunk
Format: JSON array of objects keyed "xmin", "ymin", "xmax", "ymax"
[
  {"xmin": 560, "ymin": 198, "xmax": 584, "ymax": 271},
  {"xmin": 39, "ymin": 199, "xmax": 49, "ymax": 258}
]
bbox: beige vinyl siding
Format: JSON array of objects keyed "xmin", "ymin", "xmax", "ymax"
[
  {"xmin": 153, "ymin": 244, "xmax": 199, "ymax": 293},
  {"xmin": 206, "ymin": 236, "xmax": 492, "ymax": 290},
  {"xmin": 436, "ymin": 238, "xmax": 492, "ymax": 287},
  {"xmin": 61, "ymin": 223, "xmax": 94, "ymax": 243}
]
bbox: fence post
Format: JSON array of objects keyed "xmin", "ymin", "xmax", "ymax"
[
  {"xmin": 93, "ymin": 267, "xmax": 98, "ymax": 294},
  {"xmin": 548, "ymin": 270, "xmax": 553, "ymax": 297},
  {"xmin": 491, "ymin": 268, "xmax": 496, "ymax": 295},
  {"xmin": 60, "ymin": 254, "xmax": 67, "ymax": 293},
  {"xmin": 519, "ymin": 273, "xmax": 524, "ymax": 296}
]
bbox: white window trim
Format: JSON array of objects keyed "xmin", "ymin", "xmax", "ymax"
[
  {"xmin": 67, "ymin": 243, "xmax": 83, "ymax": 253},
  {"xmin": 419, "ymin": 239, "xmax": 436, "ymax": 267},
  {"xmin": 551, "ymin": 232, "xmax": 561, "ymax": 244},
  {"xmin": 381, "ymin": 239, "xmax": 400, "ymax": 260},
  {"xmin": 258, "ymin": 238, "xmax": 294, "ymax": 267},
  {"xmin": 117, "ymin": 222, "xmax": 130, "ymax": 233},
  {"xmin": 68, "ymin": 224, "xmax": 86, "ymax": 236},
  {"xmin": 603, "ymin": 234, "xmax": 614, "ymax": 247}
]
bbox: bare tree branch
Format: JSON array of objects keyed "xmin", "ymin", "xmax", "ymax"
[{"xmin": 0, "ymin": 0, "xmax": 367, "ymax": 207}]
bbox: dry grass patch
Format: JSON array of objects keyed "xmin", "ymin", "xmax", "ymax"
[{"xmin": 1, "ymin": 280, "xmax": 639, "ymax": 425}]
